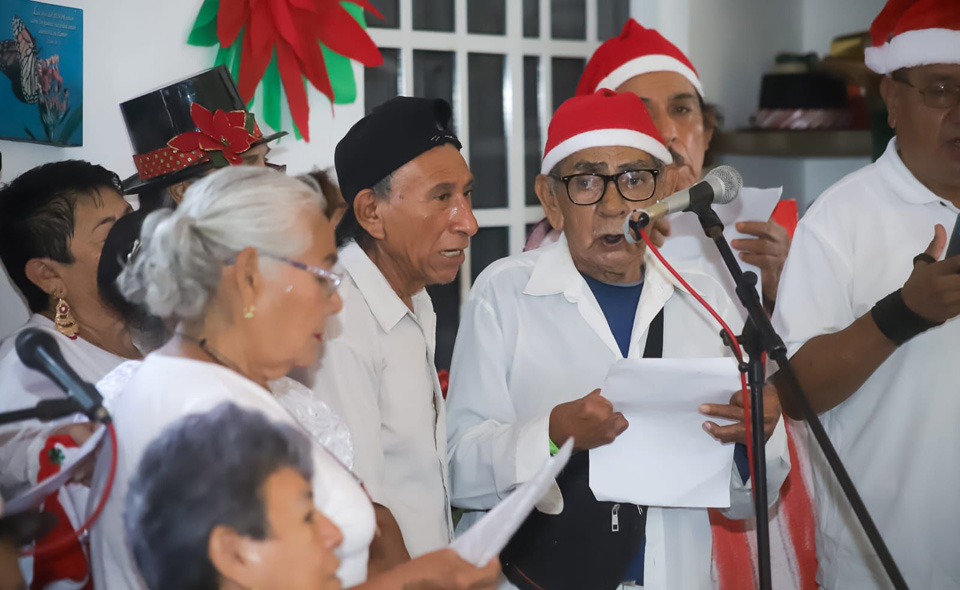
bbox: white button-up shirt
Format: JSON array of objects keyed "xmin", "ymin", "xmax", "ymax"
[
  {"xmin": 772, "ymin": 139, "xmax": 960, "ymax": 590},
  {"xmin": 447, "ymin": 235, "xmax": 790, "ymax": 590},
  {"xmin": 306, "ymin": 241, "xmax": 454, "ymax": 557}
]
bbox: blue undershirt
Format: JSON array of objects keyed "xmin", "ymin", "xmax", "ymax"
[{"xmin": 581, "ymin": 273, "xmax": 751, "ymax": 585}]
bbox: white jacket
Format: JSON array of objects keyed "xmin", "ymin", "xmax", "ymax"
[{"xmin": 447, "ymin": 236, "xmax": 790, "ymax": 590}]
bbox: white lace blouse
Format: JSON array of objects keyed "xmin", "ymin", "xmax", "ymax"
[{"xmin": 96, "ymin": 360, "xmax": 355, "ymax": 468}]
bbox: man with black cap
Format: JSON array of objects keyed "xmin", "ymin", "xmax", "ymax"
[{"xmin": 305, "ymin": 96, "xmax": 478, "ymax": 557}]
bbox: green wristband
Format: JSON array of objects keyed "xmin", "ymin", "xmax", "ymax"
[{"xmin": 549, "ymin": 438, "xmax": 560, "ymax": 456}]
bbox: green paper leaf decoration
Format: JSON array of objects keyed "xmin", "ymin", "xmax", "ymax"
[
  {"xmin": 262, "ymin": 55, "xmax": 283, "ymax": 132},
  {"xmin": 188, "ymin": 0, "xmax": 222, "ymax": 47},
  {"xmin": 322, "ymin": 44, "xmax": 356, "ymax": 105}
]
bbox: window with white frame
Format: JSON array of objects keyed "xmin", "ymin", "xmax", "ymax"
[{"xmin": 364, "ymin": 0, "xmax": 631, "ymax": 369}]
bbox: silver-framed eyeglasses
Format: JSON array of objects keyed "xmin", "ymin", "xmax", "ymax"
[
  {"xmin": 553, "ymin": 169, "xmax": 661, "ymax": 206},
  {"xmin": 259, "ymin": 253, "xmax": 342, "ymax": 294},
  {"xmin": 891, "ymin": 75, "xmax": 960, "ymax": 109}
]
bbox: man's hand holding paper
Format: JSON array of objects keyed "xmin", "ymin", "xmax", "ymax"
[
  {"xmin": 700, "ymin": 382, "xmax": 782, "ymax": 445},
  {"xmin": 588, "ymin": 358, "xmax": 747, "ymax": 509}
]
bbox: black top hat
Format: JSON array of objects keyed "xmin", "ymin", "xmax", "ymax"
[{"xmin": 119, "ymin": 66, "xmax": 285, "ymax": 194}]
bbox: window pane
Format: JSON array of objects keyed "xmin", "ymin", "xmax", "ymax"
[
  {"xmin": 468, "ymin": 0, "xmax": 505, "ymax": 35},
  {"xmin": 468, "ymin": 53, "xmax": 508, "ymax": 208},
  {"xmin": 365, "ymin": 48, "xmax": 401, "ymax": 115},
  {"xmin": 524, "ymin": 56, "xmax": 542, "ymax": 206},
  {"xmin": 427, "ymin": 277, "xmax": 459, "ymax": 371},
  {"xmin": 413, "ymin": 0, "xmax": 455, "ymax": 32},
  {"xmin": 551, "ymin": 0, "xmax": 586, "ymax": 40},
  {"xmin": 367, "ymin": 0, "xmax": 399, "ymax": 28},
  {"xmin": 597, "ymin": 0, "xmax": 629, "ymax": 40},
  {"xmin": 414, "ymin": 50, "xmax": 455, "ymax": 120},
  {"xmin": 551, "ymin": 57, "xmax": 586, "ymax": 111},
  {"xmin": 471, "ymin": 227, "xmax": 509, "ymax": 282},
  {"xmin": 523, "ymin": 0, "xmax": 539, "ymax": 38}
]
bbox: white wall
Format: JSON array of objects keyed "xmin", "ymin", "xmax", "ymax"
[
  {"xmin": 679, "ymin": 0, "xmax": 884, "ymax": 212},
  {"xmin": 0, "ymin": 0, "xmax": 366, "ymax": 340},
  {"xmin": 801, "ymin": 0, "xmax": 885, "ymax": 54},
  {"xmin": 799, "ymin": 0, "xmax": 885, "ymax": 212}
]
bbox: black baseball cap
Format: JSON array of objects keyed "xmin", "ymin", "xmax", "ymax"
[{"xmin": 335, "ymin": 97, "xmax": 462, "ymax": 203}]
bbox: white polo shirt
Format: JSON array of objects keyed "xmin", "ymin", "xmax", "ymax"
[
  {"xmin": 305, "ymin": 241, "xmax": 454, "ymax": 557},
  {"xmin": 772, "ymin": 139, "xmax": 960, "ymax": 590},
  {"xmin": 448, "ymin": 235, "xmax": 790, "ymax": 590}
]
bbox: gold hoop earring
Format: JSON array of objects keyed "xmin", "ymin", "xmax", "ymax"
[
  {"xmin": 243, "ymin": 305, "xmax": 256, "ymax": 319},
  {"xmin": 54, "ymin": 297, "xmax": 79, "ymax": 339}
]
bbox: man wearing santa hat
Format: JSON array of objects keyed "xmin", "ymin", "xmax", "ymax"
[
  {"xmin": 527, "ymin": 19, "xmax": 793, "ymax": 312},
  {"xmin": 447, "ymin": 89, "xmax": 790, "ymax": 589},
  {"xmin": 772, "ymin": 0, "xmax": 960, "ymax": 588}
]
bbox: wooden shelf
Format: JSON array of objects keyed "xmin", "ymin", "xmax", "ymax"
[{"xmin": 711, "ymin": 129, "xmax": 872, "ymax": 158}]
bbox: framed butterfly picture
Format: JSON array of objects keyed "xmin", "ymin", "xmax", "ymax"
[{"xmin": 0, "ymin": 1, "xmax": 82, "ymax": 146}]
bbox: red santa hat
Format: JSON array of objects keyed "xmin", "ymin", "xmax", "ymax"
[
  {"xmin": 575, "ymin": 19, "xmax": 703, "ymax": 98},
  {"xmin": 541, "ymin": 89, "xmax": 672, "ymax": 175},
  {"xmin": 865, "ymin": 0, "xmax": 960, "ymax": 74}
]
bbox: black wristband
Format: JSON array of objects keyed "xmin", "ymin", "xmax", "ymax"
[{"xmin": 870, "ymin": 289, "xmax": 943, "ymax": 346}]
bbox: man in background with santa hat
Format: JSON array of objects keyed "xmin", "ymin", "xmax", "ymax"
[
  {"xmin": 528, "ymin": 19, "xmax": 793, "ymax": 312},
  {"xmin": 772, "ymin": 0, "xmax": 960, "ymax": 588}
]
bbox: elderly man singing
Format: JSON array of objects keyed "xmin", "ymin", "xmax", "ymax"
[
  {"xmin": 307, "ymin": 97, "xmax": 478, "ymax": 559},
  {"xmin": 447, "ymin": 90, "xmax": 790, "ymax": 590}
]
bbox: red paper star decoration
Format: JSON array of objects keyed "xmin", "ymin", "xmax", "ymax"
[{"xmin": 217, "ymin": 0, "xmax": 383, "ymax": 142}]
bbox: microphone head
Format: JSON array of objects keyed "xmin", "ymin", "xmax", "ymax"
[
  {"xmin": 705, "ymin": 165, "xmax": 742, "ymax": 205},
  {"xmin": 15, "ymin": 328, "xmax": 61, "ymax": 371}
]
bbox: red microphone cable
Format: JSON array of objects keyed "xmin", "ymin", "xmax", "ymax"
[
  {"xmin": 22, "ymin": 420, "xmax": 119, "ymax": 559},
  {"xmin": 638, "ymin": 228, "xmax": 758, "ymax": 498}
]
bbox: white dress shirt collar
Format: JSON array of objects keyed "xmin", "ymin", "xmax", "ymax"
[
  {"xmin": 339, "ymin": 241, "xmax": 432, "ymax": 333},
  {"xmin": 877, "ymin": 137, "xmax": 950, "ymax": 206},
  {"xmin": 523, "ymin": 233, "xmax": 694, "ymax": 299},
  {"xmin": 521, "ymin": 234, "xmax": 710, "ymax": 359}
]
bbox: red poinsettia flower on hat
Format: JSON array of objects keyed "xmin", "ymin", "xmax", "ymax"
[{"xmin": 168, "ymin": 103, "xmax": 256, "ymax": 165}]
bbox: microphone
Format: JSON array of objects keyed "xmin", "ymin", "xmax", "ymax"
[
  {"xmin": 623, "ymin": 165, "xmax": 743, "ymax": 242},
  {"xmin": 15, "ymin": 329, "xmax": 109, "ymax": 423}
]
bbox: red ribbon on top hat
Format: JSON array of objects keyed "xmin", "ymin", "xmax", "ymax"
[{"xmin": 132, "ymin": 103, "xmax": 263, "ymax": 181}]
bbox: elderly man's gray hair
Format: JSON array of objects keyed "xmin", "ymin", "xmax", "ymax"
[{"xmin": 124, "ymin": 402, "xmax": 314, "ymax": 590}]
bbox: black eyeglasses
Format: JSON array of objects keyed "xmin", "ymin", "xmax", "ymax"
[
  {"xmin": 891, "ymin": 76, "xmax": 960, "ymax": 110},
  {"xmin": 553, "ymin": 169, "xmax": 661, "ymax": 206}
]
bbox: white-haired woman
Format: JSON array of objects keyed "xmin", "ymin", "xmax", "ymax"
[{"xmin": 88, "ymin": 167, "xmax": 497, "ymax": 590}]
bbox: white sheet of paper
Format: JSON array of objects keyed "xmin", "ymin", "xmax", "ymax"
[
  {"xmin": 451, "ymin": 439, "xmax": 573, "ymax": 567},
  {"xmin": 588, "ymin": 358, "xmax": 740, "ymax": 509},
  {"xmin": 6, "ymin": 425, "xmax": 105, "ymax": 513},
  {"xmin": 659, "ymin": 187, "xmax": 782, "ymax": 316}
]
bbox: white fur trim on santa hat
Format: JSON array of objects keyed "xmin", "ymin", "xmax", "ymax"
[
  {"xmin": 865, "ymin": 28, "xmax": 960, "ymax": 74},
  {"xmin": 540, "ymin": 129, "xmax": 673, "ymax": 175},
  {"xmin": 594, "ymin": 54, "xmax": 705, "ymax": 97}
]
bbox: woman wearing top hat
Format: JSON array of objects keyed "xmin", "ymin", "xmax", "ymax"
[{"xmin": 97, "ymin": 65, "xmax": 286, "ymax": 348}]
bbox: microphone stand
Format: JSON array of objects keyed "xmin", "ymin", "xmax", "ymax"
[
  {"xmin": 677, "ymin": 200, "xmax": 910, "ymax": 590},
  {"xmin": 0, "ymin": 399, "xmax": 84, "ymax": 426}
]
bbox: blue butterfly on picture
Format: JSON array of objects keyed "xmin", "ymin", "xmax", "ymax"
[{"xmin": 0, "ymin": 1, "xmax": 82, "ymax": 146}]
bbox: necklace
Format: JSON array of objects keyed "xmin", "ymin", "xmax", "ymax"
[{"xmin": 176, "ymin": 332, "xmax": 249, "ymax": 381}]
